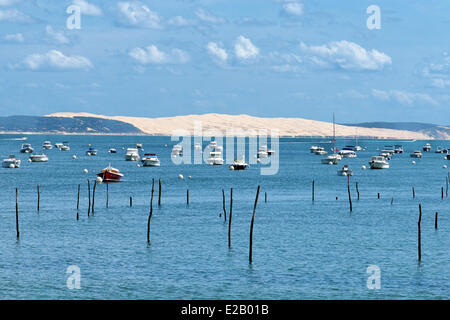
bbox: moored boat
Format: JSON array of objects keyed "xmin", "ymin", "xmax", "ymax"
[
  {"xmin": 86, "ymin": 147, "xmax": 98, "ymax": 156},
  {"xmin": 338, "ymin": 149, "xmax": 357, "ymax": 158},
  {"xmin": 109, "ymin": 148, "xmax": 117, "ymax": 153},
  {"xmin": 20, "ymin": 143, "xmax": 33, "ymax": 153},
  {"xmin": 229, "ymin": 157, "xmax": 249, "ymax": 170},
  {"xmin": 321, "ymin": 154, "xmax": 341, "ymax": 165},
  {"xmin": 423, "ymin": 143, "xmax": 431, "ymax": 152},
  {"xmin": 42, "ymin": 141, "xmax": 53, "ymax": 149},
  {"xmin": 394, "ymin": 145, "xmax": 403, "ymax": 154},
  {"xmin": 97, "ymin": 165, "xmax": 124, "ymax": 182},
  {"xmin": 2, "ymin": 155, "xmax": 21, "ymax": 168},
  {"xmin": 369, "ymin": 156, "xmax": 389, "ymax": 169},
  {"xmin": 410, "ymin": 150, "xmax": 422, "ymax": 158},
  {"xmin": 29, "ymin": 154, "xmax": 49, "ymax": 162},
  {"xmin": 125, "ymin": 148, "xmax": 140, "ymax": 161},
  {"xmin": 337, "ymin": 165, "xmax": 353, "ymax": 176},
  {"xmin": 141, "ymin": 153, "xmax": 160, "ymax": 167}
]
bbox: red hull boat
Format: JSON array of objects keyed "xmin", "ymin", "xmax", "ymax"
[{"xmin": 97, "ymin": 165, "xmax": 123, "ymax": 182}]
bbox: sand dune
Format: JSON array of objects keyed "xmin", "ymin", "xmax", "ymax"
[{"xmin": 46, "ymin": 112, "xmax": 432, "ymax": 139}]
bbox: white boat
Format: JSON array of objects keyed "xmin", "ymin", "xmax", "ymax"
[
  {"xmin": 435, "ymin": 147, "xmax": 448, "ymax": 154},
  {"xmin": 379, "ymin": 152, "xmax": 391, "ymax": 160},
  {"xmin": 125, "ymin": 148, "xmax": 140, "ymax": 161},
  {"xmin": 207, "ymin": 151, "xmax": 224, "ymax": 165},
  {"xmin": 410, "ymin": 150, "xmax": 422, "ymax": 158},
  {"xmin": 20, "ymin": 143, "xmax": 33, "ymax": 153},
  {"xmin": 394, "ymin": 145, "xmax": 403, "ymax": 154},
  {"xmin": 310, "ymin": 145, "xmax": 319, "ymax": 153},
  {"xmin": 171, "ymin": 144, "xmax": 183, "ymax": 157},
  {"xmin": 30, "ymin": 154, "xmax": 49, "ymax": 162},
  {"xmin": 2, "ymin": 155, "xmax": 20, "ymax": 168},
  {"xmin": 141, "ymin": 153, "xmax": 160, "ymax": 167},
  {"xmin": 229, "ymin": 157, "xmax": 249, "ymax": 170},
  {"xmin": 422, "ymin": 143, "xmax": 431, "ymax": 152},
  {"xmin": 42, "ymin": 141, "xmax": 53, "ymax": 149},
  {"xmin": 321, "ymin": 154, "xmax": 341, "ymax": 165},
  {"xmin": 57, "ymin": 142, "xmax": 70, "ymax": 151},
  {"xmin": 337, "ymin": 165, "xmax": 353, "ymax": 176},
  {"xmin": 338, "ymin": 149, "xmax": 357, "ymax": 158},
  {"xmin": 257, "ymin": 146, "xmax": 268, "ymax": 158},
  {"xmin": 369, "ymin": 156, "xmax": 389, "ymax": 169},
  {"xmin": 109, "ymin": 148, "xmax": 117, "ymax": 153},
  {"xmin": 314, "ymin": 147, "xmax": 328, "ymax": 155},
  {"xmin": 381, "ymin": 146, "xmax": 395, "ymax": 156},
  {"xmin": 86, "ymin": 147, "xmax": 98, "ymax": 156},
  {"xmin": 136, "ymin": 143, "xmax": 143, "ymax": 149}
]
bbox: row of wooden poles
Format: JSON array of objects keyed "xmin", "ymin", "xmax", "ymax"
[{"xmin": 15, "ymin": 173, "xmax": 446, "ymax": 263}]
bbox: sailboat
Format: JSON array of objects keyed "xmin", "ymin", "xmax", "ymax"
[{"xmin": 321, "ymin": 113, "xmax": 341, "ymax": 165}]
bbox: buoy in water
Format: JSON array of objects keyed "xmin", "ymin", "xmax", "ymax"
[
  {"xmin": 96, "ymin": 176, "xmax": 103, "ymax": 183},
  {"xmin": 412, "ymin": 161, "xmax": 416, "ymax": 165},
  {"xmin": 28, "ymin": 159, "xmax": 32, "ymax": 163},
  {"xmin": 178, "ymin": 174, "xmax": 184, "ymax": 179},
  {"xmin": 188, "ymin": 175, "xmax": 192, "ymax": 179},
  {"xmin": 361, "ymin": 165, "xmax": 366, "ymax": 170},
  {"xmin": 83, "ymin": 169, "xmax": 88, "ymax": 173},
  {"xmin": 72, "ymin": 155, "xmax": 77, "ymax": 159},
  {"xmin": 444, "ymin": 165, "xmax": 447, "ymax": 169},
  {"xmin": 229, "ymin": 165, "xmax": 235, "ymax": 170}
]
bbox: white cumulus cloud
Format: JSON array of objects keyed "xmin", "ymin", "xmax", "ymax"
[
  {"xmin": 300, "ymin": 40, "xmax": 392, "ymax": 71},
  {"xmin": 117, "ymin": 1, "xmax": 161, "ymax": 29},
  {"xmin": 0, "ymin": 8, "xmax": 32, "ymax": 23},
  {"xmin": 372, "ymin": 89, "xmax": 437, "ymax": 106},
  {"xmin": 207, "ymin": 42, "xmax": 228, "ymax": 63},
  {"xmin": 73, "ymin": 0, "xmax": 102, "ymax": 16},
  {"xmin": 45, "ymin": 25, "xmax": 70, "ymax": 44},
  {"xmin": 234, "ymin": 36, "xmax": 259, "ymax": 60},
  {"xmin": 17, "ymin": 50, "xmax": 93, "ymax": 71},
  {"xmin": 129, "ymin": 45, "xmax": 189, "ymax": 64},
  {"xmin": 283, "ymin": 2, "xmax": 303, "ymax": 16}
]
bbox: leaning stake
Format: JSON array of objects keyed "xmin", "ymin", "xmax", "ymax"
[
  {"xmin": 222, "ymin": 189, "xmax": 227, "ymax": 221},
  {"xmin": 87, "ymin": 179, "xmax": 91, "ymax": 216},
  {"xmin": 147, "ymin": 178, "xmax": 155, "ymax": 244},
  {"xmin": 347, "ymin": 175, "xmax": 352, "ymax": 212},
  {"xmin": 249, "ymin": 185, "xmax": 261, "ymax": 264}
]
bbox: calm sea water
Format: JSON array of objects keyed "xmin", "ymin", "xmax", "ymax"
[{"xmin": 0, "ymin": 135, "xmax": 449, "ymax": 299}]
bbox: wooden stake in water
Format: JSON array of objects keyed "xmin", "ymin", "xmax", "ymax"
[
  {"xmin": 418, "ymin": 204, "xmax": 422, "ymax": 261},
  {"xmin": 228, "ymin": 188, "xmax": 233, "ymax": 248},
  {"xmin": 87, "ymin": 179, "xmax": 91, "ymax": 216},
  {"xmin": 249, "ymin": 185, "xmax": 261, "ymax": 264},
  {"xmin": 130, "ymin": 196, "xmax": 132, "ymax": 207},
  {"xmin": 37, "ymin": 184, "xmax": 40, "ymax": 212},
  {"xmin": 187, "ymin": 189, "xmax": 189, "ymax": 205},
  {"xmin": 265, "ymin": 192, "xmax": 267, "ymax": 203},
  {"xmin": 391, "ymin": 197, "xmax": 394, "ymax": 205},
  {"xmin": 446, "ymin": 177, "xmax": 448, "ymax": 198},
  {"xmin": 92, "ymin": 181, "xmax": 97, "ymax": 214},
  {"xmin": 312, "ymin": 180, "xmax": 315, "ymax": 202},
  {"xmin": 147, "ymin": 178, "xmax": 155, "ymax": 244},
  {"xmin": 347, "ymin": 175, "xmax": 352, "ymax": 212},
  {"xmin": 412, "ymin": 187, "xmax": 415, "ymax": 199},
  {"xmin": 441, "ymin": 187, "xmax": 444, "ymax": 199},
  {"xmin": 158, "ymin": 178, "xmax": 161, "ymax": 206},
  {"xmin": 77, "ymin": 184, "xmax": 80, "ymax": 211},
  {"xmin": 15, "ymin": 188, "xmax": 19, "ymax": 239},
  {"xmin": 435, "ymin": 212, "xmax": 438, "ymax": 229},
  {"xmin": 356, "ymin": 182, "xmax": 360, "ymax": 200},
  {"xmin": 377, "ymin": 193, "xmax": 380, "ymax": 199},
  {"xmin": 222, "ymin": 189, "xmax": 227, "ymax": 221},
  {"xmin": 106, "ymin": 183, "xmax": 109, "ymax": 208}
]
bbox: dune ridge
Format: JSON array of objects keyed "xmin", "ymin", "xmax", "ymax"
[{"xmin": 45, "ymin": 112, "xmax": 433, "ymax": 139}]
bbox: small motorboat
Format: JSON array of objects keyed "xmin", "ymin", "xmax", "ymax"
[
  {"xmin": 207, "ymin": 150, "xmax": 224, "ymax": 165},
  {"xmin": 125, "ymin": 148, "xmax": 140, "ymax": 161},
  {"xmin": 369, "ymin": 156, "xmax": 389, "ymax": 169},
  {"xmin": 379, "ymin": 152, "xmax": 391, "ymax": 160},
  {"xmin": 171, "ymin": 144, "xmax": 183, "ymax": 157},
  {"xmin": 20, "ymin": 143, "xmax": 34, "ymax": 153},
  {"xmin": 435, "ymin": 147, "xmax": 448, "ymax": 154},
  {"xmin": 97, "ymin": 165, "xmax": 123, "ymax": 182},
  {"xmin": 55, "ymin": 142, "xmax": 63, "ymax": 149},
  {"xmin": 29, "ymin": 154, "xmax": 49, "ymax": 162},
  {"xmin": 338, "ymin": 149, "xmax": 357, "ymax": 158},
  {"xmin": 109, "ymin": 148, "xmax": 117, "ymax": 153},
  {"xmin": 314, "ymin": 147, "xmax": 327, "ymax": 155},
  {"xmin": 422, "ymin": 143, "xmax": 431, "ymax": 152},
  {"xmin": 86, "ymin": 147, "xmax": 98, "ymax": 156},
  {"xmin": 381, "ymin": 146, "xmax": 395, "ymax": 156},
  {"xmin": 321, "ymin": 154, "xmax": 341, "ymax": 165},
  {"xmin": 136, "ymin": 143, "xmax": 143, "ymax": 149},
  {"xmin": 141, "ymin": 153, "xmax": 160, "ymax": 167},
  {"xmin": 394, "ymin": 145, "xmax": 403, "ymax": 154},
  {"xmin": 229, "ymin": 158, "xmax": 249, "ymax": 170},
  {"xmin": 337, "ymin": 165, "xmax": 353, "ymax": 176},
  {"xmin": 58, "ymin": 142, "xmax": 70, "ymax": 151},
  {"xmin": 410, "ymin": 150, "xmax": 422, "ymax": 158},
  {"xmin": 310, "ymin": 145, "xmax": 319, "ymax": 153},
  {"xmin": 2, "ymin": 155, "xmax": 21, "ymax": 168},
  {"xmin": 42, "ymin": 141, "xmax": 53, "ymax": 149}
]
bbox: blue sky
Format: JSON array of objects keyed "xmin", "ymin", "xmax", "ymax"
[{"xmin": 0, "ymin": 0, "xmax": 449, "ymax": 123}]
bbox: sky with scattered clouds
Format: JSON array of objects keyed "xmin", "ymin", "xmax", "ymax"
[{"xmin": 0, "ymin": 0, "xmax": 449, "ymax": 123}]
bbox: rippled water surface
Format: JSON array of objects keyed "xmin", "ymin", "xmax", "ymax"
[{"xmin": 0, "ymin": 135, "xmax": 449, "ymax": 299}]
